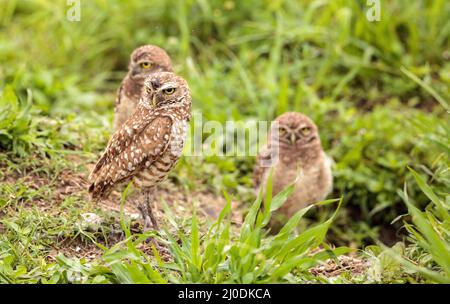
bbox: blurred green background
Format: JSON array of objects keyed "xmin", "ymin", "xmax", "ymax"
[{"xmin": 0, "ymin": 0, "xmax": 449, "ymax": 247}]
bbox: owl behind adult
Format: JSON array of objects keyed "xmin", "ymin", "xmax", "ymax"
[
  {"xmin": 114, "ymin": 45, "xmax": 173, "ymax": 130},
  {"xmin": 253, "ymin": 112, "xmax": 333, "ymax": 232}
]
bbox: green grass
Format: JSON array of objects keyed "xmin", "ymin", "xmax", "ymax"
[
  {"xmin": 0, "ymin": 0, "xmax": 449, "ymax": 283},
  {"xmin": 0, "ymin": 174, "xmax": 346, "ymax": 283}
]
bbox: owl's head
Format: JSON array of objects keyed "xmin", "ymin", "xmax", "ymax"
[
  {"xmin": 142, "ymin": 72, "xmax": 191, "ymax": 108},
  {"xmin": 271, "ymin": 112, "xmax": 320, "ymax": 148},
  {"xmin": 129, "ymin": 45, "xmax": 173, "ymax": 78}
]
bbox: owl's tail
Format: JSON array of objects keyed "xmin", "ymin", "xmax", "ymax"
[
  {"xmin": 88, "ymin": 171, "xmax": 115, "ymax": 201},
  {"xmin": 88, "ymin": 180, "xmax": 108, "ymax": 201}
]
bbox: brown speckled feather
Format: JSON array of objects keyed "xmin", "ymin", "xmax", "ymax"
[
  {"xmin": 115, "ymin": 82, "xmax": 124, "ymax": 108},
  {"xmin": 89, "ymin": 108, "xmax": 173, "ymax": 199}
]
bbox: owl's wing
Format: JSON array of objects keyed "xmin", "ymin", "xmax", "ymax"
[
  {"xmin": 88, "ymin": 114, "xmax": 173, "ymax": 199},
  {"xmin": 253, "ymin": 145, "xmax": 272, "ymax": 192},
  {"xmin": 114, "ymin": 81, "xmax": 125, "ymax": 108},
  {"xmin": 90, "ymin": 109, "xmax": 148, "ymax": 179},
  {"xmin": 112, "ymin": 82, "xmax": 125, "ymax": 130}
]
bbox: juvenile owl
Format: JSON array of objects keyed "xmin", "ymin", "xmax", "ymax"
[
  {"xmin": 253, "ymin": 112, "xmax": 333, "ymax": 232},
  {"xmin": 89, "ymin": 72, "xmax": 191, "ymax": 230},
  {"xmin": 114, "ymin": 45, "xmax": 173, "ymax": 130}
]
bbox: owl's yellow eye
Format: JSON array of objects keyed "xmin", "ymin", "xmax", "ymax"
[
  {"xmin": 140, "ymin": 62, "xmax": 152, "ymax": 69},
  {"xmin": 278, "ymin": 127, "xmax": 287, "ymax": 136},
  {"xmin": 300, "ymin": 127, "xmax": 311, "ymax": 136},
  {"xmin": 163, "ymin": 87, "xmax": 176, "ymax": 95}
]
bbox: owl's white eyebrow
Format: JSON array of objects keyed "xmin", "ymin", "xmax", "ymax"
[{"xmin": 160, "ymin": 82, "xmax": 177, "ymax": 90}]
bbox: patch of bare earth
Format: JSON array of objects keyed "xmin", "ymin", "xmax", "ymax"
[
  {"xmin": 310, "ymin": 254, "xmax": 369, "ymax": 278},
  {"xmin": 47, "ymin": 239, "xmax": 104, "ymax": 262}
]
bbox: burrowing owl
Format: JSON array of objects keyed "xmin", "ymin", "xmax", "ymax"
[
  {"xmin": 114, "ymin": 45, "xmax": 173, "ymax": 131},
  {"xmin": 89, "ymin": 72, "xmax": 191, "ymax": 230},
  {"xmin": 253, "ymin": 112, "xmax": 333, "ymax": 231}
]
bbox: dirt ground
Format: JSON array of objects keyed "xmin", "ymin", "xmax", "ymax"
[
  {"xmin": 1, "ymin": 156, "xmax": 243, "ymax": 262},
  {"xmin": 309, "ymin": 254, "xmax": 368, "ymax": 278}
]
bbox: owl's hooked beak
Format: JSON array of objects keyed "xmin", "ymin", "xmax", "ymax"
[
  {"xmin": 152, "ymin": 94, "xmax": 157, "ymax": 108},
  {"xmin": 290, "ymin": 133, "xmax": 296, "ymax": 144}
]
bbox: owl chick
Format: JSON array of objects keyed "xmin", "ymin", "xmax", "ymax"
[
  {"xmin": 89, "ymin": 72, "xmax": 191, "ymax": 230},
  {"xmin": 253, "ymin": 112, "xmax": 333, "ymax": 232},
  {"xmin": 114, "ymin": 45, "xmax": 174, "ymax": 131}
]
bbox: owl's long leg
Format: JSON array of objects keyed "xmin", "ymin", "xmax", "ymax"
[
  {"xmin": 140, "ymin": 188, "xmax": 169, "ymax": 255},
  {"xmin": 137, "ymin": 188, "xmax": 158, "ymax": 231},
  {"xmin": 144, "ymin": 188, "xmax": 159, "ymax": 230},
  {"xmin": 137, "ymin": 199, "xmax": 152, "ymax": 231}
]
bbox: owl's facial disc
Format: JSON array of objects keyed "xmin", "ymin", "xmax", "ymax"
[
  {"xmin": 143, "ymin": 72, "xmax": 189, "ymax": 109},
  {"xmin": 275, "ymin": 124, "xmax": 318, "ymax": 147}
]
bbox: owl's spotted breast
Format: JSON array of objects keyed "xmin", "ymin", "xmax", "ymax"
[
  {"xmin": 169, "ymin": 120, "xmax": 188, "ymax": 158},
  {"xmin": 133, "ymin": 119, "xmax": 188, "ymax": 188}
]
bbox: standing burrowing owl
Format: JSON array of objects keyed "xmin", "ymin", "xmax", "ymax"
[
  {"xmin": 89, "ymin": 72, "xmax": 191, "ymax": 230},
  {"xmin": 253, "ymin": 112, "xmax": 333, "ymax": 231},
  {"xmin": 114, "ymin": 45, "xmax": 173, "ymax": 131}
]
